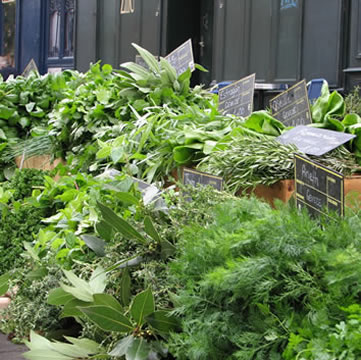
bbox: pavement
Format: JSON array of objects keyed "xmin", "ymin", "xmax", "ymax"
[{"xmin": 0, "ymin": 333, "xmax": 26, "ymax": 360}]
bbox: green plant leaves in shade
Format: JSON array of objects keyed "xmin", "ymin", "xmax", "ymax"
[
  {"xmin": 120, "ymin": 268, "xmax": 131, "ymax": 306},
  {"xmin": 125, "ymin": 338, "xmax": 150, "ymax": 360},
  {"xmin": 109, "ymin": 336, "xmax": 150, "ymax": 360},
  {"xmin": 117, "ymin": 192, "xmax": 140, "ymax": 205},
  {"xmin": 146, "ymin": 310, "xmax": 180, "ymax": 334},
  {"xmin": 89, "ymin": 266, "xmax": 107, "ymax": 294},
  {"xmin": 93, "ymin": 293, "xmax": 123, "ymax": 312},
  {"xmin": 244, "ymin": 111, "xmax": 285, "ymax": 136},
  {"xmin": 160, "ymin": 240, "xmax": 176, "ymax": 260},
  {"xmin": 130, "ymin": 288, "xmax": 155, "ymax": 326},
  {"xmin": 109, "ymin": 335, "xmax": 135, "ymax": 357},
  {"xmin": 60, "ymin": 270, "xmax": 93, "ymax": 302},
  {"xmin": 47, "ymin": 287, "xmax": 74, "ymax": 306},
  {"xmin": 0, "ymin": 272, "xmax": 10, "ymax": 296},
  {"xmin": 97, "ymin": 202, "xmax": 146, "ymax": 243},
  {"xmin": 25, "ymin": 267, "xmax": 48, "ymax": 281},
  {"xmin": 96, "ymin": 220, "xmax": 113, "ymax": 241},
  {"xmin": 23, "ymin": 331, "xmax": 101, "ymax": 360},
  {"xmin": 0, "ymin": 105, "xmax": 15, "ymax": 120},
  {"xmin": 80, "ymin": 234, "xmax": 106, "ymax": 257},
  {"xmin": 60, "ymin": 299, "xmax": 90, "ymax": 319},
  {"xmin": 144, "ymin": 216, "xmax": 160, "ymax": 242},
  {"xmin": 78, "ymin": 305, "xmax": 133, "ymax": 332}
]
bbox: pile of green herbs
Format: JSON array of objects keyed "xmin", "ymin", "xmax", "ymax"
[
  {"xmin": 168, "ymin": 194, "xmax": 361, "ymax": 360},
  {"xmin": 198, "ymin": 133, "xmax": 361, "ymax": 192}
]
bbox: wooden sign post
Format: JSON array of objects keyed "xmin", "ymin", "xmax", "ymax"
[
  {"xmin": 165, "ymin": 39, "xmax": 195, "ymax": 77},
  {"xmin": 270, "ymin": 80, "xmax": 311, "ymax": 126},
  {"xmin": 182, "ymin": 168, "xmax": 223, "ymax": 191},
  {"xmin": 294, "ymin": 154, "xmax": 344, "ymax": 217},
  {"xmin": 218, "ymin": 73, "xmax": 256, "ymax": 117},
  {"xmin": 277, "ymin": 126, "xmax": 356, "ymax": 156}
]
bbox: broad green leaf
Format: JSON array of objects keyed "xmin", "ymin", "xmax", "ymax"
[
  {"xmin": 120, "ymin": 268, "xmax": 131, "ymax": 306},
  {"xmin": 117, "ymin": 192, "xmax": 140, "ymax": 205},
  {"xmin": 146, "ymin": 310, "xmax": 180, "ymax": 333},
  {"xmin": 25, "ymin": 102, "xmax": 36, "ymax": 113},
  {"xmin": 60, "ymin": 282, "xmax": 93, "ymax": 303},
  {"xmin": 0, "ymin": 105, "xmax": 15, "ymax": 119},
  {"xmin": 60, "ymin": 299, "xmax": 90, "ymax": 318},
  {"xmin": 132, "ymin": 43, "xmax": 160, "ymax": 73},
  {"xmin": 48, "ymin": 343, "xmax": 88, "ymax": 358},
  {"xmin": 62, "ymin": 270, "xmax": 93, "ymax": 299},
  {"xmin": 126, "ymin": 338, "xmax": 150, "ymax": 360},
  {"xmin": 48, "ymin": 287, "xmax": 75, "ymax": 306},
  {"xmin": 93, "ymin": 294, "xmax": 123, "ymax": 312},
  {"xmin": 130, "ymin": 288, "xmax": 155, "ymax": 326},
  {"xmin": 0, "ymin": 272, "xmax": 10, "ymax": 296},
  {"xmin": 63, "ymin": 337, "xmax": 100, "ymax": 354},
  {"xmin": 97, "ymin": 202, "xmax": 146, "ymax": 243},
  {"xmin": 160, "ymin": 240, "xmax": 176, "ymax": 260},
  {"xmin": 111, "ymin": 147, "xmax": 124, "ymax": 163},
  {"xmin": 79, "ymin": 305, "xmax": 133, "ymax": 332},
  {"xmin": 96, "ymin": 220, "xmax": 113, "ymax": 241},
  {"xmin": 0, "ymin": 129, "xmax": 6, "ymax": 140},
  {"xmin": 173, "ymin": 146, "xmax": 194, "ymax": 164},
  {"xmin": 144, "ymin": 216, "xmax": 161, "ymax": 242},
  {"xmin": 80, "ymin": 235, "xmax": 106, "ymax": 257},
  {"xmin": 23, "ymin": 242, "xmax": 40, "ymax": 261},
  {"xmin": 89, "ymin": 266, "xmax": 107, "ymax": 294},
  {"xmin": 23, "ymin": 350, "xmax": 72, "ymax": 360},
  {"xmin": 343, "ymin": 113, "xmax": 361, "ymax": 126},
  {"xmin": 96, "ymin": 145, "xmax": 112, "ymax": 159},
  {"xmin": 95, "ymin": 88, "xmax": 112, "ymax": 105},
  {"xmin": 109, "ymin": 335, "xmax": 135, "ymax": 357}
]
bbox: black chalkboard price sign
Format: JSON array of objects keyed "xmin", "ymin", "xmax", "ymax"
[
  {"xmin": 276, "ymin": 126, "xmax": 356, "ymax": 156},
  {"xmin": 270, "ymin": 80, "xmax": 311, "ymax": 127},
  {"xmin": 294, "ymin": 154, "xmax": 344, "ymax": 218},
  {"xmin": 182, "ymin": 168, "xmax": 223, "ymax": 191},
  {"xmin": 165, "ymin": 39, "xmax": 195, "ymax": 77},
  {"xmin": 218, "ymin": 73, "xmax": 256, "ymax": 117}
]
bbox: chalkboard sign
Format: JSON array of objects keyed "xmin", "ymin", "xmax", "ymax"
[
  {"xmin": 270, "ymin": 80, "xmax": 311, "ymax": 126},
  {"xmin": 183, "ymin": 168, "xmax": 223, "ymax": 191},
  {"xmin": 22, "ymin": 59, "xmax": 39, "ymax": 78},
  {"xmin": 165, "ymin": 39, "xmax": 195, "ymax": 77},
  {"xmin": 218, "ymin": 73, "xmax": 255, "ymax": 117},
  {"xmin": 277, "ymin": 126, "xmax": 356, "ymax": 156},
  {"xmin": 294, "ymin": 154, "xmax": 344, "ymax": 217}
]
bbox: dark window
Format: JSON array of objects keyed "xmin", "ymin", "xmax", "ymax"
[{"xmin": 48, "ymin": 0, "xmax": 75, "ymax": 66}]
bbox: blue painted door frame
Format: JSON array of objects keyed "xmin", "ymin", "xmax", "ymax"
[{"xmin": 15, "ymin": 0, "xmax": 47, "ymax": 74}]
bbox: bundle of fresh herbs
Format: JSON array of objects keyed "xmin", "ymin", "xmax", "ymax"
[{"xmin": 168, "ymin": 194, "xmax": 361, "ymax": 360}]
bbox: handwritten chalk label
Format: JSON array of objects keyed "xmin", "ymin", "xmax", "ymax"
[
  {"xmin": 183, "ymin": 168, "xmax": 223, "ymax": 191},
  {"xmin": 22, "ymin": 59, "xmax": 39, "ymax": 78},
  {"xmin": 277, "ymin": 126, "xmax": 356, "ymax": 156},
  {"xmin": 165, "ymin": 39, "xmax": 195, "ymax": 77},
  {"xmin": 270, "ymin": 80, "xmax": 311, "ymax": 126},
  {"xmin": 218, "ymin": 73, "xmax": 255, "ymax": 117},
  {"xmin": 295, "ymin": 154, "xmax": 344, "ymax": 217}
]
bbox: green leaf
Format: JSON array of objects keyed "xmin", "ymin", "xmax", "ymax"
[
  {"xmin": 25, "ymin": 102, "xmax": 36, "ymax": 113},
  {"xmin": 111, "ymin": 147, "xmax": 124, "ymax": 163},
  {"xmin": 97, "ymin": 202, "xmax": 146, "ymax": 243},
  {"xmin": 60, "ymin": 299, "xmax": 90, "ymax": 318},
  {"xmin": 89, "ymin": 266, "xmax": 107, "ymax": 294},
  {"xmin": 95, "ymin": 88, "xmax": 112, "ymax": 105},
  {"xmin": 23, "ymin": 241, "xmax": 40, "ymax": 261},
  {"xmin": 60, "ymin": 283, "xmax": 93, "ymax": 303},
  {"xmin": 23, "ymin": 350, "xmax": 72, "ymax": 360},
  {"xmin": 130, "ymin": 288, "xmax": 155, "ymax": 326},
  {"xmin": 81, "ymin": 235, "xmax": 106, "ymax": 257},
  {"xmin": 132, "ymin": 43, "xmax": 160, "ymax": 73},
  {"xmin": 0, "ymin": 105, "xmax": 15, "ymax": 119},
  {"xmin": 96, "ymin": 220, "xmax": 113, "ymax": 241},
  {"xmin": 120, "ymin": 268, "xmax": 131, "ymax": 306},
  {"xmin": 0, "ymin": 272, "xmax": 10, "ymax": 296},
  {"xmin": 117, "ymin": 192, "xmax": 140, "ymax": 206},
  {"xmin": 160, "ymin": 240, "xmax": 176, "ymax": 260},
  {"xmin": 109, "ymin": 335, "xmax": 135, "ymax": 357},
  {"xmin": 146, "ymin": 310, "xmax": 180, "ymax": 333},
  {"xmin": 194, "ymin": 63, "xmax": 208, "ymax": 72},
  {"xmin": 63, "ymin": 337, "xmax": 100, "ymax": 355},
  {"xmin": 79, "ymin": 305, "xmax": 134, "ymax": 332},
  {"xmin": 343, "ymin": 113, "xmax": 361, "ymax": 126},
  {"xmin": 173, "ymin": 146, "xmax": 194, "ymax": 164},
  {"xmin": 93, "ymin": 294, "xmax": 123, "ymax": 312},
  {"xmin": 96, "ymin": 145, "xmax": 111, "ymax": 159},
  {"xmin": 48, "ymin": 287, "xmax": 75, "ymax": 306},
  {"xmin": 144, "ymin": 216, "xmax": 161, "ymax": 242},
  {"xmin": 126, "ymin": 338, "xmax": 150, "ymax": 360}
]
